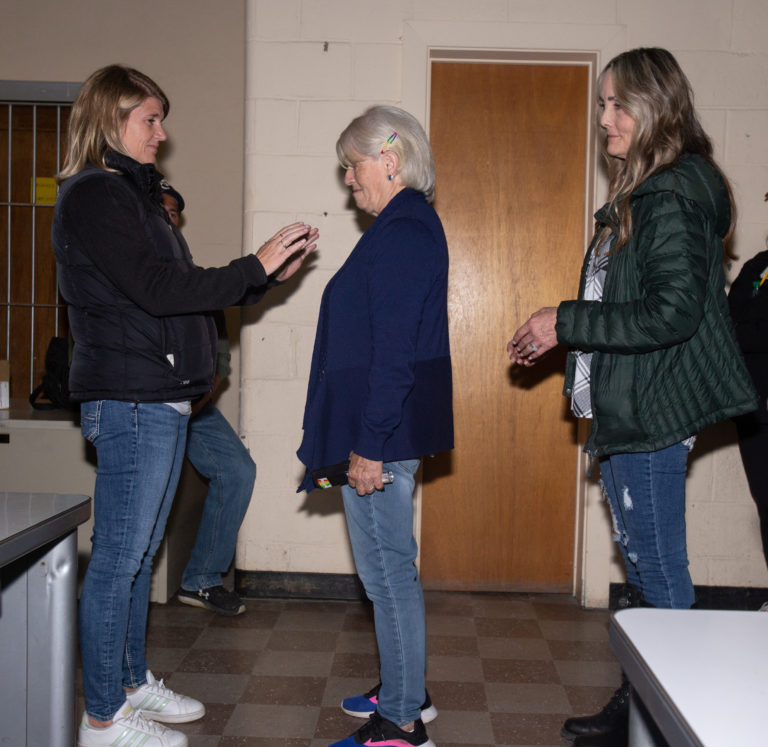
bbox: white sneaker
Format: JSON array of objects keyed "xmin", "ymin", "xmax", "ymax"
[
  {"xmin": 126, "ymin": 669, "xmax": 205, "ymax": 723},
  {"xmin": 78, "ymin": 701, "xmax": 188, "ymax": 746}
]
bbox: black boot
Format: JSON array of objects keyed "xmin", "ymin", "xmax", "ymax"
[
  {"xmin": 617, "ymin": 583, "xmax": 646, "ymax": 609},
  {"xmin": 572, "ymin": 721, "xmax": 629, "ymax": 746},
  {"xmin": 561, "ymin": 679, "xmax": 631, "ymax": 740}
]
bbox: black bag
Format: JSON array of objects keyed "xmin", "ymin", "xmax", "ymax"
[{"xmin": 29, "ymin": 336, "xmax": 73, "ymax": 410}]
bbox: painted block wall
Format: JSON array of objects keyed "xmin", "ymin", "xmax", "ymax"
[{"xmin": 240, "ymin": 0, "xmax": 768, "ymax": 606}]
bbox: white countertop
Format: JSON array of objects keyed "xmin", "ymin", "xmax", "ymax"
[
  {"xmin": 611, "ymin": 608, "xmax": 768, "ymax": 746},
  {"xmin": 0, "ymin": 491, "xmax": 91, "ymax": 566}
]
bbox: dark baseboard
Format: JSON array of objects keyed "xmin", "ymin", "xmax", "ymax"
[
  {"xmin": 235, "ymin": 572, "xmax": 768, "ymax": 610},
  {"xmin": 609, "ymin": 582, "xmax": 768, "ymax": 611},
  {"xmin": 235, "ymin": 570, "xmax": 366, "ymax": 601}
]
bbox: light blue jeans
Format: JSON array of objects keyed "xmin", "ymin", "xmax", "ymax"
[
  {"xmin": 79, "ymin": 400, "xmax": 189, "ymax": 721},
  {"xmin": 599, "ymin": 442, "xmax": 695, "ymax": 609},
  {"xmin": 182, "ymin": 402, "xmax": 256, "ymax": 591},
  {"xmin": 341, "ymin": 458, "xmax": 425, "ymax": 726}
]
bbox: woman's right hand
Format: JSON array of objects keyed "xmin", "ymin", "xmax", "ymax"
[
  {"xmin": 255, "ymin": 222, "xmax": 316, "ymax": 277},
  {"xmin": 507, "ymin": 306, "xmax": 559, "ymax": 366}
]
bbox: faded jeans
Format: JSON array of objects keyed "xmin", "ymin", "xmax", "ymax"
[
  {"xmin": 79, "ymin": 400, "xmax": 189, "ymax": 721},
  {"xmin": 341, "ymin": 458, "xmax": 425, "ymax": 726},
  {"xmin": 599, "ymin": 442, "xmax": 695, "ymax": 609},
  {"xmin": 182, "ymin": 403, "xmax": 256, "ymax": 591}
]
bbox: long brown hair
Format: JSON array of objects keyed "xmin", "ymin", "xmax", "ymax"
[
  {"xmin": 58, "ymin": 64, "xmax": 169, "ymax": 181},
  {"xmin": 597, "ymin": 47, "xmax": 735, "ymax": 256}
]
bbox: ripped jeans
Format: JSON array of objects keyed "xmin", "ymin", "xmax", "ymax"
[{"xmin": 599, "ymin": 442, "xmax": 695, "ymax": 609}]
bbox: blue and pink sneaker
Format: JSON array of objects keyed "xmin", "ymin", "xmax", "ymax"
[
  {"xmin": 331, "ymin": 712, "xmax": 435, "ymax": 746},
  {"xmin": 341, "ymin": 682, "xmax": 438, "ymax": 723}
]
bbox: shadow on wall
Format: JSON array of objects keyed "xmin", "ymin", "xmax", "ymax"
[
  {"xmin": 688, "ymin": 416, "xmax": 740, "ymax": 470},
  {"xmin": 299, "ymin": 484, "xmax": 345, "ymax": 517},
  {"xmin": 241, "ymin": 250, "xmax": 319, "ymax": 328}
]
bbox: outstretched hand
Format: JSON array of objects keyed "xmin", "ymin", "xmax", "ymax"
[
  {"xmin": 256, "ymin": 222, "xmax": 319, "ymax": 278},
  {"xmin": 274, "ymin": 226, "xmax": 319, "ymax": 282},
  {"xmin": 507, "ymin": 306, "xmax": 559, "ymax": 366}
]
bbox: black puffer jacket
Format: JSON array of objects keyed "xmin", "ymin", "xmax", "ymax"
[
  {"xmin": 558, "ymin": 153, "xmax": 757, "ymax": 456},
  {"xmin": 52, "ymin": 151, "xmax": 269, "ymax": 402}
]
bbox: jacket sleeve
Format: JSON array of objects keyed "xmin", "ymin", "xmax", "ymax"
[
  {"xmin": 556, "ymin": 192, "xmax": 711, "ymax": 354},
  {"xmin": 353, "ymin": 219, "xmax": 443, "ymax": 460},
  {"xmin": 62, "ymin": 177, "xmax": 269, "ymax": 316}
]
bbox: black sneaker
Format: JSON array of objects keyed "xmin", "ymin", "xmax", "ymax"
[
  {"xmin": 330, "ymin": 712, "xmax": 435, "ymax": 746},
  {"xmin": 177, "ymin": 585, "xmax": 245, "ymax": 616},
  {"xmin": 341, "ymin": 682, "xmax": 438, "ymax": 723}
]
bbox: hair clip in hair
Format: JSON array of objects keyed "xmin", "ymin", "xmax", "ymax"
[{"xmin": 381, "ymin": 132, "xmax": 398, "ymax": 154}]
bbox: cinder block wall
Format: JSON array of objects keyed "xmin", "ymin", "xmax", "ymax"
[{"xmin": 238, "ymin": 0, "xmax": 768, "ymax": 606}]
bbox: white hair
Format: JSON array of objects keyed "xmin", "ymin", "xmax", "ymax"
[{"xmin": 336, "ymin": 105, "xmax": 435, "ymax": 201}]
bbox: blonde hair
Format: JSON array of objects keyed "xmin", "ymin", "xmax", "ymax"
[
  {"xmin": 597, "ymin": 47, "xmax": 735, "ymax": 254},
  {"xmin": 336, "ymin": 105, "xmax": 435, "ymax": 201},
  {"xmin": 58, "ymin": 64, "xmax": 169, "ymax": 181}
]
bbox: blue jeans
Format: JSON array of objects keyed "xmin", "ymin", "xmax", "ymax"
[
  {"xmin": 79, "ymin": 400, "xmax": 189, "ymax": 721},
  {"xmin": 182, "ymin": 402, "xmax": 256, "ymax": 590},
  {"xmin": 599, "ymin": 442, "xmax": 695, "ymax": 609},
  {"xmin": 341, "ymin": 458, "xmax": 425, "ymax": 727}
]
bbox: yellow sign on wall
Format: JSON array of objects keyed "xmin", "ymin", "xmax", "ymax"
[{"xmin": 30, "ymin": 177, "xmax": 57, "ymax": 205}]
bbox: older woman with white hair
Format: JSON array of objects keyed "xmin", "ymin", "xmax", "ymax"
[{"xmin": 298, "ymin": 105, "xmax": 453, "ymax": 747}]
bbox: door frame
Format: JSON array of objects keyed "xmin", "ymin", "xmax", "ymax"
[{"xmin": 402, "ymin": 20, "xmax": 627, "ymax": 607}]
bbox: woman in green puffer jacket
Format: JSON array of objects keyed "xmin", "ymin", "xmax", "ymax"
[{"xmin": 508, "ymin": 47, "xmax": 757, "ymax": 746}]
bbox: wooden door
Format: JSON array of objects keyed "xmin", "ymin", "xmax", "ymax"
[{"xmin": 421, "ymin": 62, "xmax": 589, "ymax": 591}]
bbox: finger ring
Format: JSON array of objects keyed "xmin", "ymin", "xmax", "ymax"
[
  {"xmin": 529, "ymin": 343, "xmax": 538, "ymax": 353},
  {"xmin": 281, "ymin": 239, "xmax": 287, "ymax": 248}
]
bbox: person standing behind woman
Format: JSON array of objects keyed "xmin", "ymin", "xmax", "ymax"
[
  {"xmin": 53, "ymin": 64, "xmax": 317, "ymax": 747},
  {"xmin": 297, "ymin": 105, "xmax": 453, "ymax": 747},
  {"xmin": 159, "ymin": 182, "xmax": 256, "ymax": 617},
  {"xmin": 728, "ymin": 194, "xmax": 768, "ymax": 597},
  {"xmin": 508, "ymin": 48, "xmax": 756, "ymax": 746}
]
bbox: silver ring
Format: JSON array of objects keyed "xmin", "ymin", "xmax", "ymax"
[
  {"xmin": 529, "ymin": 343, "xmax": 538, "ymax": 353},
  {"xmin": 281, "ymin": 239, "xmax": 287, "ymax": 248}
]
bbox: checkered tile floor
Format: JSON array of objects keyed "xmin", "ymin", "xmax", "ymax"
[{"xmin": 78, "ymin": 591, "xmax": 620, "ymax": 746}]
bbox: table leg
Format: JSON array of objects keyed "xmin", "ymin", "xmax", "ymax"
[{"xmin": 630, "ymin": 689, "xmax": 669, "ymax": 747}]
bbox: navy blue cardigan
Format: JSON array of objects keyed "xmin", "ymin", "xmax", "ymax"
[{"xmin": 297, "ymin": 188, "xmax": 454, "ymax": 491}]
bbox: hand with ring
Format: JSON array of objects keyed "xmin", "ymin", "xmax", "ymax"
[
  {"xmin": 347, "ymin": 451, "xmax": 384, "ymax": 496},
  {"xmin": 506, "ymin": 306, "xmax": 559, "ymax": 366},
  {"xmin": 255, "ymin": 221, "xmax": 319, "ymax": 278}
]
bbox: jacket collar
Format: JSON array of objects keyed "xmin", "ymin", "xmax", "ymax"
[
  {"xmin": 104, "ymin": 150, "xmax": 165, "ymax": 208},
  {"xmin": 593, "ymin": 154, "xmax": 729, "ymax": 239}
]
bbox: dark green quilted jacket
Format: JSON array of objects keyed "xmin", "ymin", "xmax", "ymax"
[{"xmin": 557, "ymin": 153, "xmax": 757, "ymax": 457}]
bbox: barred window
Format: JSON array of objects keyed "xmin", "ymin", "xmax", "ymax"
[{"xmin": 0, "ymin": 82, "xmax": 77, "ymax": 402}]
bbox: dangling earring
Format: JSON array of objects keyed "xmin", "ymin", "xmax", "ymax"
[{"xmin": 387, "ymin": 173, "xmax": 393, "ymax": 181}]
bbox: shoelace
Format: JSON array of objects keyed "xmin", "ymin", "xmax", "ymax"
[
  {"xmin": 147, "ymin": 676, "xmax": 179, "ymax": 701},
  {"xmin": 358, "ymin": 712, "xmax": 386, "ymax": 740},
  {"xmin": 124, "ymin": 707, "xmax": 168, "ymax": 736},
  {"xmin": 359, "ymin": 712, "xmax": 419, "ymax": 742},
  {"xmin": 602, "ymin": 685, "xmax": 630, "ymax": 714}
]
